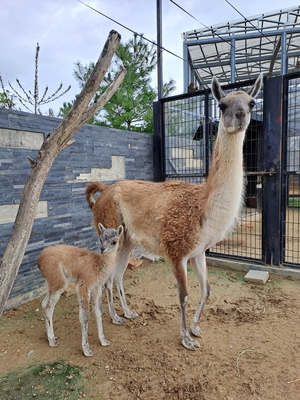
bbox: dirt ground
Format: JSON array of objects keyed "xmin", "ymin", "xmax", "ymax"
[{"xmin": 1, "ymin": 259, "xmax": 300, "ymax": 400}]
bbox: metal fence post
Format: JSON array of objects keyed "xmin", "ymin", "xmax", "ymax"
[
  {"xmin": 262, "ymin": 75, "xmax": 283, "ymax": 265},
  {"xmin": 153, "ymin": 100, "xmax": 165, "ymax": 182}
]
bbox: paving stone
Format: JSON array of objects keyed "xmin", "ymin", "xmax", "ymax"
[
  {"xmin": 141, "ymin": 253, "xmax": 157, "ymax": 262},
  {"xmin": 244, "ymin": 270, "xmax": 269, "ymax": 284}
]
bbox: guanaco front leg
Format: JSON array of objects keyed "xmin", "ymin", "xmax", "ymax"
[
  {"xmin": 173, "ymin": 258, "xmax": 200, "ymax": 350},
  {"xmin": 93, "ymin": 285, "xmax": 110, "ymax": 346},
  {"xmin": 115, "ymin": 242, "xmax": 138, "ymax": 319},
  {"xmin": 106, "ymin": 243, "xmax": 138, "ymax": 323},
  {"xmin": 105, "ymin": 276, "xmax": 126, "ymax": 325},
  {"xmin": 189, "ymin": 253, "xmax": 211, "ymax": 338}
]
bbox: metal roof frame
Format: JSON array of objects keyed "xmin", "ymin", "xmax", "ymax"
[{"xmin": 182, "ymin": 6, "xmax": 300, "ymax": 90}]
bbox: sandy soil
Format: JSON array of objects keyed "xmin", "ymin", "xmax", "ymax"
[{"xmin": 1, "ymin": 260, "xmax": 300, "ymax": 399}]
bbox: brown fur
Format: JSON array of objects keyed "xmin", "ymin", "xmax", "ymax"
[
  {"xmin": 86, "ymin": 180, "xmax": 205, "ymax": 261},
  {"xmin": 38, "ymin": 245, "xmax": 116, "ymax": 296},
  {"xmin": 38, "ymin": 224, "xmax": 123, "ymax": 357},
  {"xmin": 85, "ymin": 74, "xmax": 263, "ymax": 350}
]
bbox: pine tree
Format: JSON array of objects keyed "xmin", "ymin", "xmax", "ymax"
[{"xmin": 65, "ymin": 34, "xmax": 175, "ymax": 133}]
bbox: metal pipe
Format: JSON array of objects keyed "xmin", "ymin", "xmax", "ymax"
[{"xmin": 157, "ymin": 0, "xmax": 163, "ymax": 100}]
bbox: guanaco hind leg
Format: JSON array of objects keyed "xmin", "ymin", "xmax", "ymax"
[
  {"xmin": 42, "ymin": 289, "xmax": 64, "ymax": 347},
  {"xmin": 77, "ymin": 285, "xmax": 94, "ymax": 357}
]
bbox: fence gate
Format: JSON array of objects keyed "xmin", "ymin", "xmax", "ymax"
[
  {"xmin": 283, "ymin": 74, "xmax": 300, "ymax": 266},
  {"xmin": 153, "ymin": 74, "xmax": 300, "ymax": 269}
]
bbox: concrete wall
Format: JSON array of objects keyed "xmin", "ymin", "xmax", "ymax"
[{"xmin": 0, "ymin": 108, "xmax": 154, "ymax": 309}]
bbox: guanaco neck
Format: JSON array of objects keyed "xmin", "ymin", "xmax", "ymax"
[{"xmin": 202, "ymin": 126, "xmax": 246, "ymax": 234}]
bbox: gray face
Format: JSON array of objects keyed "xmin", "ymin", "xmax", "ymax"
[
  {"xmin": 98, "ymin": 224, "xmax": 123, "ymax": 254},
  {"xmin": 211, "ymin": 73, "xmax": 263, "ymax": 134},
  {"xmin": 218, "ymin": 92, "xmax": 256, "ymax": 133}
]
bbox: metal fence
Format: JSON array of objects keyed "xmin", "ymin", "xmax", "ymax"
[
  {"xmin": 284, "ymin": 74, "xmax": 300, "ymax": 265},
  {"xmin": 153, "ymin": 73, "xmax": 300, "ymax": 268}
]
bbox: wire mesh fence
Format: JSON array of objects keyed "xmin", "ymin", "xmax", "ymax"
[
  {"xmin": 163, "ymin": 92, "xmax": 210, "ymax": 184},
  {"xmin": 284, "ymin": 76, "xmax": 300, "ymax": 264},
  {"xmin": 210, "ymin": 87, "xmax": 264, "ymax": 261},
  {"xmin": 161, "ymin": 81, "xmax": 265, "ymax": 263},
  {"xmin": 156, "ymin": 75, "xmax": 300, "ymax": 268}
]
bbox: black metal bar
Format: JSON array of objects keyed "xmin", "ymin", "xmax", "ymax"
[
  {"xmin": 262, "ymin": 75, "xmax": 283, "ymax": 266},
  {"xmin": 156, "ymin": 0, "xmax": 163, "ymax": 100},
  {"xmin": 204, "ymin": 89, "xmax": 210, "ymax": 177},
  {"xmin": 166, "ymin": 173, "xmax": 205, "ymax": 179},
  {"xmin": 160, "ymin": 78, "xmax": 258, "ymax": 103},
  {"xmin": 246, "ymin": 170, "xmax": 276, "ymax": 176},
  {"xmin": 153, "ymin": 100, "xmax": 164, "ymax": 182}
]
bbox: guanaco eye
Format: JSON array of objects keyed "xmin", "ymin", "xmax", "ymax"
[
  {"xmin": 249, "ymin": 100, "xmax": 256, "ymax": 109},
  {"xmin": 111, "ymin": 240, "xmax": 117, "ymax": 246},
  {"xmin": 218, "ymin": 103, "xmax": 227, "ymax": 112}
]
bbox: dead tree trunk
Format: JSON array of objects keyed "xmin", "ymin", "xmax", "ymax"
[{"xmin": 0, "ymin": 30, "xmax": 126, "ymax": 316}]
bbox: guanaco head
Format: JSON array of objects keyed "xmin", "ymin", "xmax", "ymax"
[
  {"xmin": 211, "ymin": 73, "xmax": 263, "ymax": 134},
  {"xmin": 98, "ymin": 223, "xmax": 123, "ymax": 254}
]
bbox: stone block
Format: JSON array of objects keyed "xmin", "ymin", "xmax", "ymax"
[{"xmin": 244, "ymin": 270, "xmax": 269, "ymax": 284}]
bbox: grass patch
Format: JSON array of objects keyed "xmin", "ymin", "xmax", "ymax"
[
  {"xmin": 154, "ymin": 257, "xmax": 165, "ymax": 263},
  {"xmin": 208, "ymin": 268, "xmax": 227, "ymax": 278},
  {"xmin": 0, "ymin": 360, "xmax": 87, "ymax": 399},
  {"xmin": 208, "ymin": 267, "xmax": 246, "ymax": 283}
]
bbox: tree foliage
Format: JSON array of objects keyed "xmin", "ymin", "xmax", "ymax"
[
  {"xmin": 0, "ymin": 77, "xmax": 17, "ymax": 109},
  {"xmin": 62, "ymin": 34, "xmax": 176, "ymax": 133}
]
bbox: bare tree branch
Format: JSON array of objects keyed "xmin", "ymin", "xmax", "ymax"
[
  {"xmin": 78, "ymin": 69, "xmax": 127, "ymax": 126},
  {"xmin": 5, "ymin": 43, "xmax": 72, "ymax": 114}
]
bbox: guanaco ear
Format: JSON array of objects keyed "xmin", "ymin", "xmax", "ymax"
[
  {"xmin": 98, "ymin": 223, "xmax": 106, "ymax": 233},
  {"xmin": 117, "ymin": 225, "xmax": 123, "ymax": 237},
  {"xmin": 211, "ymin": 76, "xmax": 225, "ymax": 103},
  {"xmin": 247, "ymin": 73, "xmax": 263, "ymax": 98}
]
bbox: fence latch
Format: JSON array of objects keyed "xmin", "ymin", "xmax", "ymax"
[{"xmin": 246, "ymin": 167, "xmax": 276, "ymax": 177}]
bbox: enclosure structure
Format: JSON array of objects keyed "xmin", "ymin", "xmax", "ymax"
[
  {"xmin": 153, "ymin": 6, "xmax": 300, "ymax": 270},
  {"xmin": 153, "ymin": 72, "xmax": 300, "ymax": 269},
  {"xmin": 182, "ymin": 6, "xmax": 300, "ymax": 90}
]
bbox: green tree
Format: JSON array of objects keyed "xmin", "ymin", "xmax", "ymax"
[
  {"xmin": 0, "ymin": 76, "xmax": 17, "ymax": 109},
  {"xmin": 58, "ymin": 100, "xmax": 99, "ymax": 125},
  {"xmin": 0, "ymin": 90, "xmax": 16, "ymax": 109},
  {"xmin": 64, "ymin": 34, "xmax": 175, "ymax": 133}
]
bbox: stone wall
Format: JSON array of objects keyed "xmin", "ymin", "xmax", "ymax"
[{"xmin": 0, "ymin": 108, "xmax": 154, "ymax": 309}]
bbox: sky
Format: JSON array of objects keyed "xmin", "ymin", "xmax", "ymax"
[{"xmin": 1, "ymin": 0, "xmax": 297, "ymax": 114}]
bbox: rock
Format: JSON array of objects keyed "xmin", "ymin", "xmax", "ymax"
[
  {"xmin": 127, "ymin": 258, "xmax": 143, "ymax": 270},
  {"xmin": 244, "ymin": 270, "xmax": 269, "ymax": 284}
]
